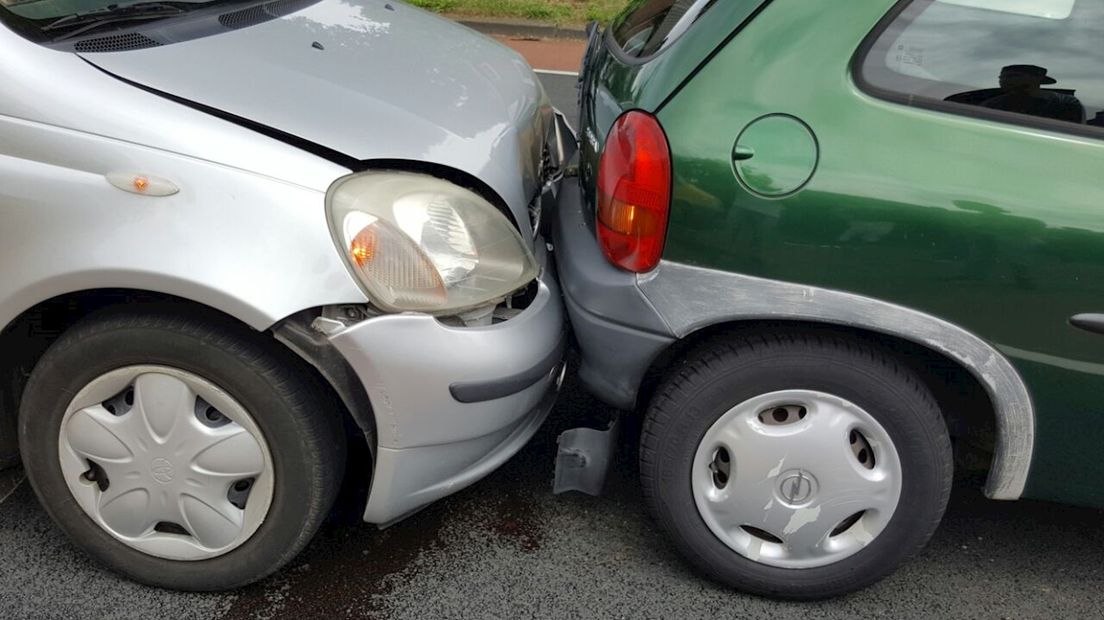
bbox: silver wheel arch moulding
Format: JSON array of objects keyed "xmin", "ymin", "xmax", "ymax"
[{"xmin": 638, "ymin": 260, "xmax": 1034, "ymax": 501}]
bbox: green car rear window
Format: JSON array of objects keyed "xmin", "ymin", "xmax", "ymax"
[
  {"xmin": 859, "ymin": 0, "xmax": 1104, "ymax": 134},
  {"xmin": 611, "ymin": 0, "xmax": 720, "ymax": 59}
]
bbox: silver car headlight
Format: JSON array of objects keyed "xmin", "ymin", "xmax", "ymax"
[{"xmin": 326, "ymin": 171, "xmax": 538, "ymax": 314}]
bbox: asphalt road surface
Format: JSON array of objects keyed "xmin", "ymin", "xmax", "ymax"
[
  {"xmin": 543, "ymin": 70, "xmax": 580, "ymax": 128},
  {"xmin": 3, "ymin": 74, "xmax": 1104, "ymax": 620}
]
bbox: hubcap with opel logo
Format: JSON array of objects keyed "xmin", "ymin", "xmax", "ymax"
[{"xmin": 692, "ymin": 390, "xmax": 903, "ymax": 569}]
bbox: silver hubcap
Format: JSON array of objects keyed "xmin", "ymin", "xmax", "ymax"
[
  {"xmin": 692, "ymin": 390, "xmax": 902, "ymax": 569},
  {"xmin": 58, "ymin": 366, "xmax": 274, "ymax": 561}
]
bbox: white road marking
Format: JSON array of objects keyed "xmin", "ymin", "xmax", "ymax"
[
  {"xmin": 0, "ymin": 468, "xmax": 25, "ymax": 505},
  {"xmin": 534, "ymin": 69, "xmax": 580, "ymax": 77}
]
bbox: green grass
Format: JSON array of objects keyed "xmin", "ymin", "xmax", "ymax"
[{"xmin": 407, "ymin": 0, "xmax": 628, "ymax": 26}]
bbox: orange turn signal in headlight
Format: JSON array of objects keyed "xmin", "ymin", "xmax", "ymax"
[
  {"xmin": 343, "ymin": 216, "xmax": 447, "ymax": 309},
  {"xmin": 349, "ymin": 227, "xmax": 377, "ymax": 267}
]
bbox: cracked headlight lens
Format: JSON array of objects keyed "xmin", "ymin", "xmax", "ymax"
[{"xmin": 327, "ymin": 171, "xmax": 538, "ymax": 313}]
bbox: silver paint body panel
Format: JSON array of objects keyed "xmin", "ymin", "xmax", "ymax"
[
  {"xmin": 331, "ymin": 263, "xmax": 564, "ymax": 523},
  {"xmin": 0, "ymin": 100, "xmax": 366, "ymax": 331},
  {"xmin": 0, "ymin": 2, "xmax": 563, "ymax": 522},
  {"xmin": 80, "ymin": 0, "xmax": 551, "ymax": 239},
  {"xmin": 0, "ymin": 20, "xmax": 362, "ymax": 331}
]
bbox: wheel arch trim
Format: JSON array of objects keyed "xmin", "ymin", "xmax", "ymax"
[
  {"xmin": 0, "ymin": 287, "xmax": 376, "ymax": 451},
  {"xmin": 0, "ymin": 263, "xmax": 366, "ymax": 336},
  {"xmin": 637, "ymin": 260, "xmax": 1034, "ymax": 500}
]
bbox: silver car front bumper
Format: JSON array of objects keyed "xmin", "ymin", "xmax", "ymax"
[{"xmin": 328, "ymin": 247, "xmax": 565, "ymax": 524}]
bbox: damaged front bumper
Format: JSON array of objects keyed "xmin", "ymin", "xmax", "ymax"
[{"xmin": 327, "ymin": 244, "xmax": 566, "ymax": 525}]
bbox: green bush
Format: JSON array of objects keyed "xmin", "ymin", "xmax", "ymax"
[
  {"xmin": 412, "ymin": 0, "xmax": 458, "ymax": 11},
  {"xmin": 407, "ymin": 0, "xmax": 626, "ymax": 25}
]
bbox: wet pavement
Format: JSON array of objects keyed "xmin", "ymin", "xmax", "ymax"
[{"xmin": 0, "ymin": 468, "xmax": 21, "ymax": 505}]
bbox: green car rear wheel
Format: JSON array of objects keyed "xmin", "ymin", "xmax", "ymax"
[{"xmin": 640, "ymin": 330, "xmax": 953, "ymax": 599}]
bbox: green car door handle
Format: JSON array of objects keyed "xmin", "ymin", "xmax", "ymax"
[
  {"xmin": 733, "ymin": 145, "xmax": 757, "ymax": 161},
  {"xmin": 1070, "ymin": 314, "xmax": 1104, "ymax": 336}
]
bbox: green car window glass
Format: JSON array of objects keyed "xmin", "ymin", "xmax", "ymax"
[
  {"xmin": 611, "ymin": 0, "xmax": 720, "ymax": 59},
  {"xmin": 861, "ymin": 0, "xmax": 1104, "ymax": 130}
]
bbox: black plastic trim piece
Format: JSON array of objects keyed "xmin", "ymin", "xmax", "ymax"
[
  {"xmin": 603, "ymin": 21, "xmax": 652, "ymax": 68},
  {"xmin": 271, "ymin": 312, "xmax": 377, "ymax": 437},
  {"xmin": 34, "ymin": 0, "xmax": 290, "ymax": 52},
  {"xmin": 851, "ymin": 0, "xmax": 1104, "ymax": 143},
  {"xmin": 219, "ymin": 0, "xmax": 319, "ymax": 31},
  {"xmin": 74, "ymin": 32, "xmax": 161, "ymax": 53},
  {"xmin": 449, "ymin": 332, "xmax": 566, "ymax": 404}
]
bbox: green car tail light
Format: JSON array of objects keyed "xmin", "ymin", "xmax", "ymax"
[{"xmin": 596, "ymin": 111, "xmax": 672, "ymax": 273}]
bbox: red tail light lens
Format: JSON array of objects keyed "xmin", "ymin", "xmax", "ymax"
[{"xmin": 597, "ymin": 110, "xmax": 672, "ymax": 273}]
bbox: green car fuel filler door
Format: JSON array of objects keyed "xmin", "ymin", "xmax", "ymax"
[{"xmin": 732, "ymin": 114, "xmax": 820, "ymax": 198}]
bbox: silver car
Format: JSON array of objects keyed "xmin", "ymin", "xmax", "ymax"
[{"xmin": 0, "ymin": 0, "xmax": 572, "ymax": 590}]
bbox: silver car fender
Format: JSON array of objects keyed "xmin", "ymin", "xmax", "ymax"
[
  {"xmin": 0, "ymin": 109, "xmax": 366, "ymax": 332},
  {"xmin": 0, "ymin": 27, "xmax": 368, "ymax": 331}
]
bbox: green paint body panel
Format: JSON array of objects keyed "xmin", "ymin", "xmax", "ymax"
[{"xmin": 582, "ymin": 0, "xmax": 1104, "ymax": 507}]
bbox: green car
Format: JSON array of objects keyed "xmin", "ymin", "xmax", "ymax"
[{"xmin": 552, "ymin": 0, "xmax": 1104, "ymax": 599}]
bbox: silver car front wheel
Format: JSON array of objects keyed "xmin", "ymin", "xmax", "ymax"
[
  {"xmin": 59, "ymin": 366, "xmax": 275, "ymax": 561},
  {"xmin": 20, "ymin": 308, "xmax": 344, "ymax": 591}
]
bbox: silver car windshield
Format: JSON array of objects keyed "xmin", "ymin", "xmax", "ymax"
[
  {"xmin": 0, "ymin": 0, "xmax": 252, "ymax": 44},
  {"xmin": 2, "ymin": 0, "xmax": 214, "ymax": 20}
]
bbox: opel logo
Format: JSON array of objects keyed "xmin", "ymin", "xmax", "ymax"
[
  {"xmin": 150, "ymin": 458, "xmax": 175, "ymax": 485},
  {"xmin": 778, "ymin": 470, "xmax": 815, "ymax": 505}
]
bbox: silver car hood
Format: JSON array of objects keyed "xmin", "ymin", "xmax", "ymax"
[{"xmin": 81, "ymin": 0, "xmax": 551, "ymax": 229}]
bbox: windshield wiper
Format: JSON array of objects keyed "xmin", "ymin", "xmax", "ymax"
[{"xmin": 43, "ymin": 2, "xmax": 188, "ymax": 39}]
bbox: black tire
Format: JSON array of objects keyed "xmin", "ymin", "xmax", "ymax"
[
  {"xmin": 640, "ymin": 331, "xmax": 953, "ymax": 600},
  {"xmin": 0, "ymin": 410, "xmax": 17, "ymax": 469},
  {"xmin": 19, "ymin": 307, "xmax": 345, "ymax": 591}
]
